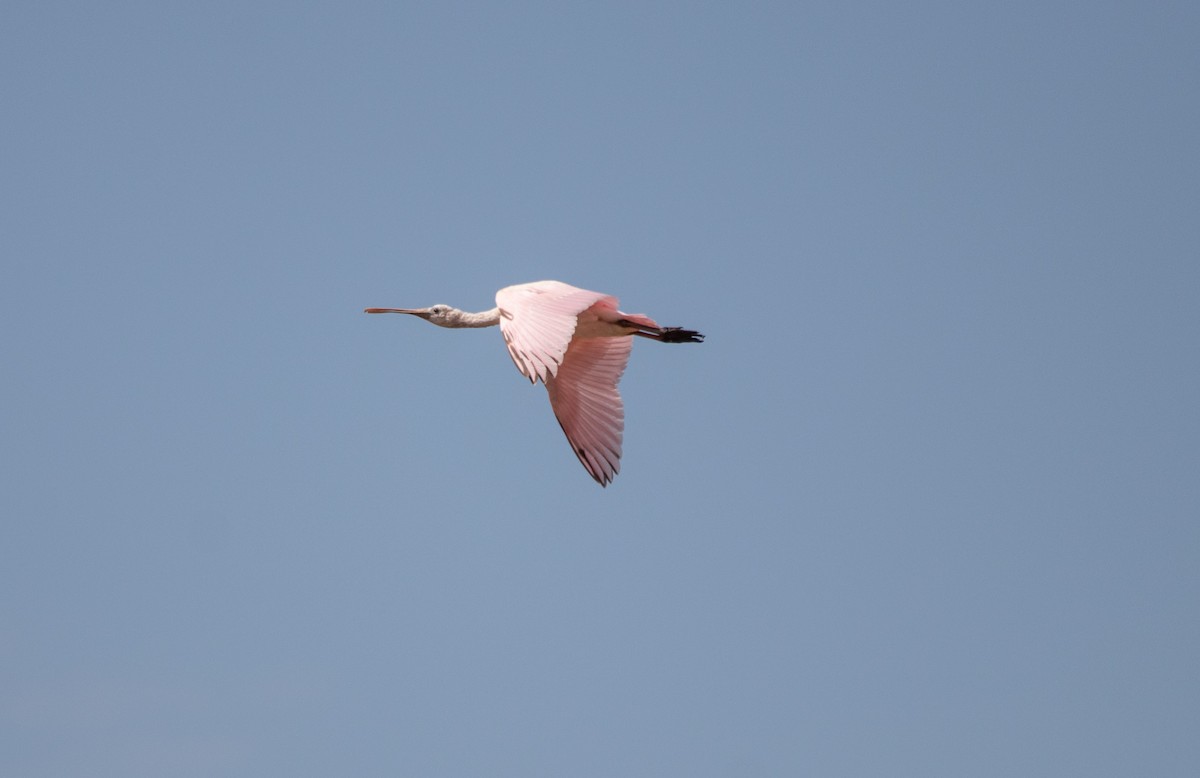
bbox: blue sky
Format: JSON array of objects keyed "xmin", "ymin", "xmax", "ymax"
[{"xmin": 3, "ymin": 2, "xmax": 1198, "ymax": 775}]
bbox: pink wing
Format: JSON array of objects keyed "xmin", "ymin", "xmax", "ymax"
[
  {"xmin": 495, "ymin": 281, "xmax": 634, "ymax": 485},
  {"xmin": 495, "ymin": 281, "xmax": 617, "ymax": 383},
  {"xmin": 545, "ymin": 336, "xmax": 632, "ymax": 486}
]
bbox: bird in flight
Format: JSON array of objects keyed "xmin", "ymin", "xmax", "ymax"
[{"xmin": 365, "ymin": 280, "xmax": 703, "ymax": 486}]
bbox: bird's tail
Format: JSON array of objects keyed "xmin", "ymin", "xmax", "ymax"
[
  {"xmin": 634, "ymin": 326, "xmax": 704, "ymax": 343},
  {"xmin": 615, "ymin": 313, "xmax": 704, "ymax": 343}
]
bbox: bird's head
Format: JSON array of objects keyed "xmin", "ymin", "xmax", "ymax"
[{"xmin": 363, "ymin": 304, "xmax": 461, "ymax": 327}]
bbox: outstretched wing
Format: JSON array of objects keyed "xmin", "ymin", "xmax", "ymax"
[
  {"xmin": 545, "ymin": 335, "xmax": 632, "ymax": 486},
  {"xmin": 496, "ymin": 281, "xmax": 617, "ymax": 384}
]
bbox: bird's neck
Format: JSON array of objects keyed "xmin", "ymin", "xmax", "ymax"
[{"xmin": 448, "ymin": 307, "xmax": 501, "ymax": 328}]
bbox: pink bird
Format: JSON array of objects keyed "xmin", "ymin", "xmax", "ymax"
[{"xmin": 365, "ymin": 280, "xmax": 704, "ymax": 486}]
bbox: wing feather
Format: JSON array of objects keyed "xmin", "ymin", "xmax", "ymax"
[{"xmin": 545, "ymin": 336, "xmax": 632, "ymax": 486}]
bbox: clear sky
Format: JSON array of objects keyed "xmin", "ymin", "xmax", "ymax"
[{"xmin": 3, "ymin": 2, "xmax": 1198, "ymax": 776}]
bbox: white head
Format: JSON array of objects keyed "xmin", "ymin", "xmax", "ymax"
[
  {"xmin": 363, "ymin": 304, "xmax": 459, "ymax": 326},
  {"xmin": 364, "ymin": 304, "xmax": 500, "ymax": 329}
]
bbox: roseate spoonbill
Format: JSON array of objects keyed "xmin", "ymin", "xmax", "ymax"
[{"xmin": 365, "ymin": 280, "xmax": 703, "ymax": 486}]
